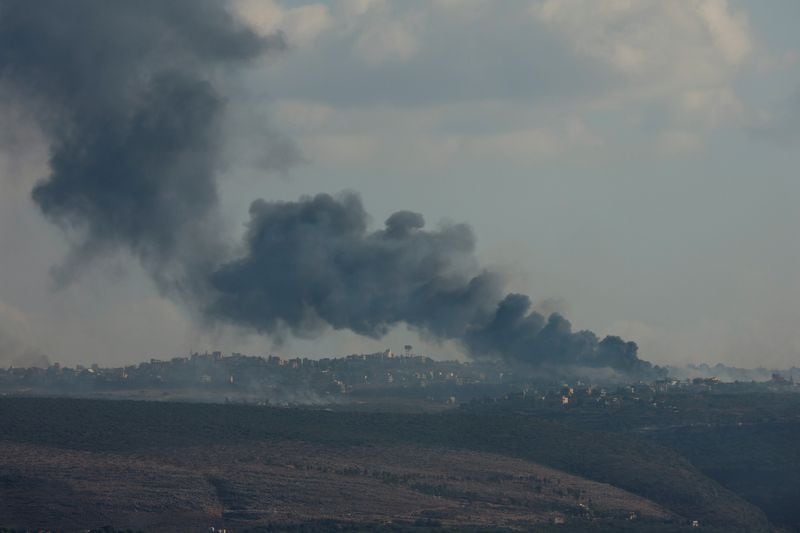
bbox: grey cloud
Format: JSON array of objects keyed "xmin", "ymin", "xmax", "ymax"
[
  {"xmin": 750, "ymin": 86, "xmax": 800, "ymax": 143},
  {"xmin": 257, "ymin": 3, "xmax": 614, "ymax": 109}
]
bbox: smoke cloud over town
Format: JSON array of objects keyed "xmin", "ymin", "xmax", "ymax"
[
  {"xmin": 209, "ymin": 193, "xmax": 654, "ymax": 373},
  {"xmin": 0, "ymin": 0, "xmax": 655, "ymax": 375}
]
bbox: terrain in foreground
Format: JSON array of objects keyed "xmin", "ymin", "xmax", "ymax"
[{"xmin": 0, "ymin": 397, "xmax": 777, "ymax": 532}]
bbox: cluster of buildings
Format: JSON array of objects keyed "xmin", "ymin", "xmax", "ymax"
[
  {"xmin": 471, "ymin": 371, "xmax": 800, "ymax": 415},
  {"xmin": 0, "ymin": 349, "xmax": 509, "ymax": 403},
  {"xmin": 2, "ymin": 350, "xmax": 797, "ymax": 406}
]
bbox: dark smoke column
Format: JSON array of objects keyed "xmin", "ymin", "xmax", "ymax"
[
  {"xmin": 0, "ymin": 0, "xmax": 282, "ymax": 289},
  {"xmin": 208, "ymin": 193, "xmax": 659, "ymax": 376},
  {"xmin": 0, "ymin": 1, "xmax": 657, "ymax": 376}
]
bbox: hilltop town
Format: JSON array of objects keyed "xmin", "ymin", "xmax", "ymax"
[{"xmin": 2, "ymin": 349, "xmax": 797, "ymax": 410}]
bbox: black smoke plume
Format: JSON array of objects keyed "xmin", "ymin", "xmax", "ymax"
[
  {"xmin": 209, "ymin": 193, "xmax": 657, "ymax": 375},
  {"xmin": 0, "ymin": 1, "xmax": 657, "ymax": 375},
  {"xmin": 209, "ymin": 193, "xmax": 501, "ymax": 340},
  {"xmin": 0, "ymin": 0, "xmax": 283, "ymax": 288}
]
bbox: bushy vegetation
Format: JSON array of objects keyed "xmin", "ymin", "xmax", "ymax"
[
  {"xmin": 650, "ymin": 422, "xmax": 800, "ymax": 531},
  {"xmin": 0, "ymin": 397, "xmax": 768, "ymax": 531},
  {"xmin": 243, "ymin": 521, "xmax": 706, "ymax": 533},
  {"xmin": 465, "ymin": 391, "xmax": 800, "ymax": 531}
]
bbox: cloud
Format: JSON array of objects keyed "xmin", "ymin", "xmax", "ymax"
[
  {"xmin": 234, "ymin": 0, "xmax": 332, "ymax": 46},
  {"xmin": 257, "ymin": 0, "xmax": 753, "ymax": 107},
  {"xmin": 532, "ymin": 0, "xmax": 751, "ymax": 82},
  {"xmin": 750, "ymin": 85, "xmax": 800, "ymax": 143},
  {"xmin": 349, "ymin": 2, "xmax": 423, "ymax": 64},
  {"xmin": 269, "ymin": 99, "xmax": 602, "ymax": 168},
  {"xmin": 235, "ymin": 0, "xmax": 755, "ymax": 168}
]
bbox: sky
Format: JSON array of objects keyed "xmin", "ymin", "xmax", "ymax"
[{"xmin": 1, "ymin": 0, "xmax": 799, "ymax": 369}]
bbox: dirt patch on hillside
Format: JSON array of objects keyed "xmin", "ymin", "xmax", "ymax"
[{"xmin": 0, "ymin": 440, "xmax": 671, "ymax": 531}]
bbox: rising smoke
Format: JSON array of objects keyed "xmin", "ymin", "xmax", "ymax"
[
  {"xmin": 208, "ymin": 193, "xmax": 655, "ymax": 374},
  {"xmin": 0, "ymin": 0, "xmax": 284, "ymax": 290},
  {"xmin": 0, "ymin": 0, "xmax": 657, "ymax": 375}
]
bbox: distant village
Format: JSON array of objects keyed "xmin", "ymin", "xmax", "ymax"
[
  {"xmin": 476, "ymin": 372, "xmax": 799, "ymax": 411},
  {"xmin": 0, "ymin": 348, "xmax": 505, "ymax": 404},
  {"xmin": 1, "ymin": 348, "xmax": 797, "ymax": 407}
]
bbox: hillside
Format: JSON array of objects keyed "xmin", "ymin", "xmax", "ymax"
[
  {"xmin": 0, "ymin": 397, "xmax": 769, "ymax": 531},
  {"xmin": 0, "ymin": 439, "xmax": 674, "ymax": 531}
]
